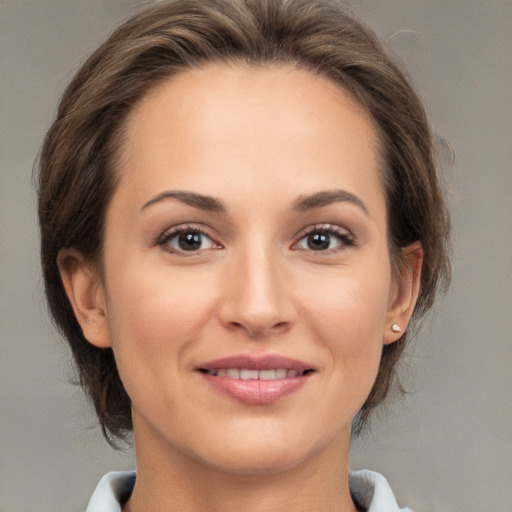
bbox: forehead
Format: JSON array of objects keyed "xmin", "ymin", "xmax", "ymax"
[{"xmin": 115, "ymin": 63, "xmax": 384, "ymax": 217}]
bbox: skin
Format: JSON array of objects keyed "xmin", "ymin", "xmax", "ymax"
[{"xmin": 59, "ymin": 64, "xmax": 422, "ymax": 511}]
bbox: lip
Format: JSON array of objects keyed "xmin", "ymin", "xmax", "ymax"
[
  {"xmin": 198, "ymin": 354, "xmax": 313, "ymax": 372},
  {"xmin": 197, "ymin": 354, "xmax": 315, "ymax": 405}
]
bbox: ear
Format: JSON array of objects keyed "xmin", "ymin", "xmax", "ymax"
[
  {"xmin": 57, "ymin": 248, "xmax": 112, "ymax": 348},
  {"xmin": 383, "ymin": 242, "xmax": 423, "ymax": 345}
]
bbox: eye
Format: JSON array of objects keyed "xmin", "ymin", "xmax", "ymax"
[
  {"xmin": 159, "ymin": 226, "xmax": 221, "ymax": 253},
  {"xmin": 293, "ymin": 225, "xmax": 354, "ymax": 252}
]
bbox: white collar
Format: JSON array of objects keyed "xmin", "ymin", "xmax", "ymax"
[
  {"xmin": 85, "ymin": 469, "xmax": 412, "ymax": 512},
  {"xmin": 349, "ymin": 469, "xmax": 412, "ymax": 511}
]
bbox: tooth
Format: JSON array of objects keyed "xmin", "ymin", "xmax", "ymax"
[
  {"xmin": 275, "ymin": 369, "xmax": 287, "ymax": 379},
  {"xmin": 217, "ymin": 369, "xmax": 227, "ymax": 377},
  {"xmin": 287, "ymin": 370, "xmax": 298, "ymax": 378},
  {"xmin": 259, "ymin": 369, "xmax": 276, "ymax": 380},
  {"xmin": 240, "ymin": 369, "xmax": 259, "ymax": 380},
  {"xmin": 208, "ymin": 369, "xmax": 217, "ymax": 376},
  {"xmin": 227, "ymin": 369, "xmax": 240, "ymax": 379}
]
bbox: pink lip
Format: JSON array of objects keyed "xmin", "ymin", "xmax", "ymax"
[{"xmin": 197, "ymin": 354, "xmax": 315, "ymax": 405}]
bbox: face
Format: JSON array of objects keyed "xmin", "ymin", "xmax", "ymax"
[{"xmin": 66, "ymin": 64, "xmax": 418, "ymax": 475}]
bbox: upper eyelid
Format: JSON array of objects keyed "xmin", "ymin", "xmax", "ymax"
[
  {"xmin": 157, "ymin": 223, "xmax": 219, "ymax": 245},
  {"xmin": 293, "ymin": 223, "xmax": 354, "ymax": 240}
]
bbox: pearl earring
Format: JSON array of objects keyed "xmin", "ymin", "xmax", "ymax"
[{"xmin": 391, "ymin": 323, "xmax": 402, "ymax": 333}]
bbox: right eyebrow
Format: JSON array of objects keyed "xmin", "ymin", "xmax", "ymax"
[
  {"xmin": 140, "ymin": 190, "xmax": 227, "ymax": 214},
  {"xmin": 291, "ymin": 189, "xmax": 369, "ymax": 216}
]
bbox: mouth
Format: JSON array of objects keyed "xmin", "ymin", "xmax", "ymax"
[
  {"xmin": 196, "ymin": 355, "xmax": 315, "ymax": 404},
  {"xmin": 198, "ymin": 368, "xmax": 314, "ymax": 379},
  {"xmin": 197, "ymin": 354, "xmax": 315, "ymax": 377}
]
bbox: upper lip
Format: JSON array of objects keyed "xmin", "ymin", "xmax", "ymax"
[{"xmin": 197, "ymin": 354, "xmax": 314, "ymax": 372}]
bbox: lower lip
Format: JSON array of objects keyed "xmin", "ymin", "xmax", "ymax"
[{"xmin": 200, "ymin": 373, "xmax": 312, "ymax": 405}]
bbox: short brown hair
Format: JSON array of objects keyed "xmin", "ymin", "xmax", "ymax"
[{"xmin": 38, "ymin": 0, "xmax": 450, "ymax": 443}]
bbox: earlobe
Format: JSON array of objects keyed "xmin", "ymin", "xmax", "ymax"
[
  {"xmin": 57, "ymin": 248, "xmax": 112, "ymax": 348},
  {"xmin": 383, "ymin": 242, "xmax": 423, "ymax": 345}
]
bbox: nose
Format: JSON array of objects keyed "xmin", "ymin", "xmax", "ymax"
[{"xmin": 218, "ymin": 244, "xmax": 296, "ymax": 338}]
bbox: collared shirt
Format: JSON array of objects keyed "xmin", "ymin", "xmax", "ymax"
[{"xmin": 85, "ymin": 469, "xmax": 412, "ymax": 511}]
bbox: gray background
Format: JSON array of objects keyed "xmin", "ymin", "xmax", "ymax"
[{"xmin": 1, "ymin": 1, "xmax": 511, "ymax": 511}]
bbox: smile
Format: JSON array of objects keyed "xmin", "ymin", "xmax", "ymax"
[
  {"xmin": 201, "ymin": 368, "xmax": 312, "ymax": 379},
  {"xmin": 197, "ymin": 355, "xmax": 315, "ymax": 404}
]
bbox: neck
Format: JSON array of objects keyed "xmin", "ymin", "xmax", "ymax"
[{"xmin": 124, "ymin": 418, "xmax": 358, "ymax": 512}]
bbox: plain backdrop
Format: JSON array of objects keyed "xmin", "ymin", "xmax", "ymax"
[{"xmin": 1, "ymin": 1, "xmax": 511, "ymax": 511}]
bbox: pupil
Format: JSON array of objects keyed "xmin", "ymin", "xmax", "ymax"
[
  {"xmin": 179, "ymin": 232, "xmax": 201, "ymax": 250},
  {"xmin": 308, "ymin": 233, "xmax": 330, "ymax": 250}
]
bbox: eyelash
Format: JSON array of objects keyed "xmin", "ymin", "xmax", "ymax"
[
  {"xmin": 157, "ymin": 224, "xmax": 221, "ymax": 254},
  {"xmin": 292, "ymin": 224, "xmax": 355, "ymax": 253},
  {"xmin": 157, "ymin": 223, "xmax": 355, "ymax": 255}
]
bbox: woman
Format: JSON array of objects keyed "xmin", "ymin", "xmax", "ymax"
[{"xmin": 38, "ymin": 0, "xmax": 450, "ymax": 510}]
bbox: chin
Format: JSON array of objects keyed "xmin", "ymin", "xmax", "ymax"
[
  {"xmin": 201, "ymin": 446, "xmax": 312, "ymax": 476},
  {"xmin": 188, "ymin": 425, "xmax": 338, "ymax": 477}
]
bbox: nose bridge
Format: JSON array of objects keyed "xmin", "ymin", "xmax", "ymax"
[{"xmin": 220, "ymin": 236, "xmax": 293, "ymax": 337}]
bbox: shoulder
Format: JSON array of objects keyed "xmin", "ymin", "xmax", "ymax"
[
  {"xmin": 85, "ymin": 471, "xmax": 136, "ymax": 512},
  {"xmin": 349, "ymin": 469, "xmax": 413, "ymax": 512}
]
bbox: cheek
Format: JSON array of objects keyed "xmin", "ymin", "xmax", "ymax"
[
  {"xmin": 306, "ymin": 262, "xmax": 390, "ymax": 328},
  {"xmin": 302, "ymin": 263, "xmax": 391, "ymax": 377},
  {"xmin": 103, "ymin": 261, "xmax": 217, "ymax": 376},
  {"xmin": 101, "ymin": 264, "xmax": 221, "ymax": 428}
]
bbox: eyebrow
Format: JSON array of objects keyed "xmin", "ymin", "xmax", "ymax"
[
  {"xmin": 141, "ymin": 188, "xmax": 368, "ymax": 216},
  {"xmin": 292, "ymin": 190, "xmax": 368, "ymax": 215},
  {"xmin": 141, "ymin": 191, "xmax": 227, "ymax": 213}
]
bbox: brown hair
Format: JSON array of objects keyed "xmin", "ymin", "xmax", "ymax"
[{"xmin": 38, "ymin": 0, "xmax": 450, "ymax": 443}]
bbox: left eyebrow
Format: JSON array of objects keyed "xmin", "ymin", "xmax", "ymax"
[
  {"xmin": 292, "ymin": 190, "xmax": 369, "ymax": 215},
  {"xmin": 140, "ymin": 190, "xmax": 227, "ymax": 213}
]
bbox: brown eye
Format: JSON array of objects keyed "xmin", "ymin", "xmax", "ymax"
[
  {"xmin": 307, "ymin": 232, "xmax": 331, "ymax": 250},
  {"xmin": 294, "ymin": 226, "xmax": 354, "ymax": 252},
  {"xmin": 161, "ymin": 229, "xmax": 219, "ymax": 253},
  {"xmin": 178, "ymin": 232, "xmax": 202, "ymax": 251}
]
